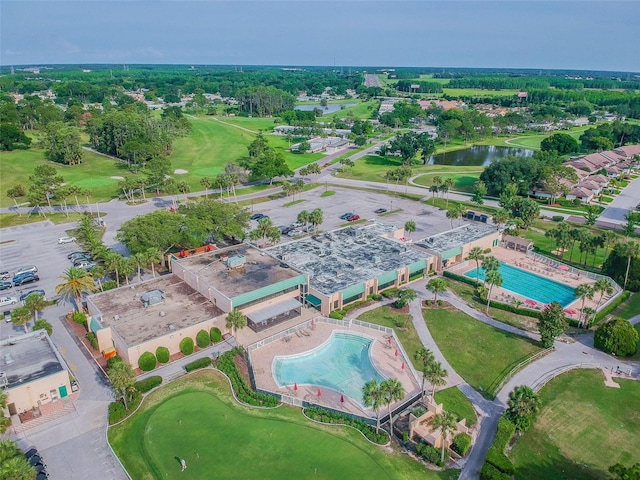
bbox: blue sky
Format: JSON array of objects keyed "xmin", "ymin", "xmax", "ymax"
[{"xmin": 2, "ymin": 1, "xmax": 639, "ymax": 72}]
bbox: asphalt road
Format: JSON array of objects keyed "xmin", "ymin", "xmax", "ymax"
[{"xmin": 598, "ymin": 174, "xmax": 640, "ymax": 224}]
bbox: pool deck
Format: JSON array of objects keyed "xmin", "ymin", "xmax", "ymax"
[
  {"xmin": 249, "ymin": 321, "xmax": 421, "ymax": 418},
  {"xmin": 451, "ymin": 247, "xmax": 607, "ymax": 323}
]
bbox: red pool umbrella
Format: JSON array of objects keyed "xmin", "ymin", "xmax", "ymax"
[
  {"xmin": 340, "ymin": 394, "xmax": 344, "ymax": 403},
  {"xmin": 558, "ymin": 265, "xmax": 570, "ymax": 271},
  {"xmin": 317, "ymin": 388, "xmax": 322, "ymax": 397},
  {"xmin": 388, "ymin": 337, "xmax": 392, "ymax": 345},
  {"xmin": 394, "ymin": 349, "xmax": 399, "ymax": 358},
  {"xmin": 294, "ymin": 383, "xmax": 298, "ymax": 391},
  {"xmin": 401, "ymin": 362, "xmax": 405, "ymax": 370}
]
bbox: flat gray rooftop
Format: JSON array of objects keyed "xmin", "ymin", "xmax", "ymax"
[
  {"xmin": 89, "ymin": 276, "xmax": 223, "ymax": 346},
  {"xmin": 416, "ymin": 224, "xmax": 498, "ymax": 254},
  {"xmin": 1, "ymin": 332, "xmax": 64, "ymax": 389},
  {"xmin": 266, "ymin": 222, "xmax": 429, "ymax": 295},
  {"xmin": 175, "ymin": 245, "xmax": 301, "ymax": 298}
]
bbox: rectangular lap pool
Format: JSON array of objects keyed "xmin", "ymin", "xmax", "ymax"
[{"xmin": 464, "ymin": 263, "xmax": 576, "ymax": 306}]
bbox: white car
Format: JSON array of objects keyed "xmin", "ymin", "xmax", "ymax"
[
  {"xmin": 58, "ymin": 236, "xmax": 77, "ymax": 244},
  {"xmin": 0, "ymin": 296, "xmax": 18, "ymax": 307}
]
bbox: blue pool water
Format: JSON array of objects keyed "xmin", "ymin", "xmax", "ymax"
[
  {"xmin": 273, "ymin": 332, "xmax": 386, "ymax": 406},
  {"xmin": 464, "ymin": 263, "xmax": 576, "ymax": 306}
]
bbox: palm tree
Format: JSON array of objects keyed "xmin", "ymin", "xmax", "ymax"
[
  {"xmin": 0, "ymin": 394, "xmax": 11, "ymax": 434},
  {"xmin": 582, "ymin": 307, "xmax": 596, "ymax": 326},
  {"xmin": 381, "ymin": 378, "xmax": 405, "ymax": 436},
  {"xmin": 621, "ymin": 240, "xmax": 640, "ymax": 291},
  {"xmin": 432, "ymin": 410, "xmax": 457, "ymax": 464},
  {"xmin": 309, "ymin": 208, "xmax": 323, "ymax": 234},
  {"xmin": 297, "ymin": 210, "xmax": 310, "ymax": 229},
  {"xmin": 485, "ymin": 269, "xmax": 503, "ymax": 314},
  {"xmin": 103, "ymin": 251, "xmax": 123, "ymax": 288},
  {"xmin": 10, "ymin": 306, "xmax": 31, "ymax": 333},
  {"xmin": 426, "ymin": 278, "xmax": 448, "ymax": 305},
  {"xmin": 446, "ymin": 207, "xmax": 458, "ymax": 229},
  {"xmin": 425, "ymin": 360, "xmax": 448, "ymax": 400},
  {"xmin": 145, "ymin": 247, "xmax": 163, "ymax": 277},
  {"xmin": 1, "ymin": 455, "xmax": 36, "ymax": 480},
  {"xmin": 55, "ymin": 267, "xmax": 96, "ymax": 311},
  {"xmin": 404, "ymin": 220, "xmax": 416, "ymax": 240},
  {"xmin": 593, "ymin": 278, "xmax": 614, "ymax": 311},
  {"xmin": 118, "ymin": 256, "xmax": 136, "ymax": 286},
  {"xmin": 443, "ymin": 178, "xmax": 454, "ymax": 207},
  {"xmin": 414, "ymin": 348, "xmax": 435, "ymax": 400},
  {"xmin": 24, "ymin": 293, "xmax": 47, "ymax": 322},
  {"xmin": 466, "ymin": 247, "xmax": 485, "ymax": 284},
  {"xmin": 601, "ymin": 230, "xmax": 617, "ymax": 262},
  {"xmin": 575, "ymin": 283, "xmax": 594, "ymax": 327},
  {"xmin": 226, "ymin": 309, "xmax": 247, "ymax": 337},
  {"xmin": 505, "ymin": 385, "xmax": 541, "ymax": 432},
  {"xmin": 90, "ymin": 265, "xmax": 106, "ymax": 292},
  {"xmin": 200, "ymin": 177, "xmax": 213, "ymax": 198},
  {"xmin": 432, "ymin": 175, "xmax": 443, "ymax": 196},
  {"xmin": 107, "ymin": 361, "xmax": 136, "ymax": 411},
  {"xmin": 481, "ymin": 255, "xmax": 500, "ymax": 274},
  {"xmin": 362, "ymin": 379, "xmax": 384, "ymax": 434},
  {"xmin": 133, "ymin": 252, "xmax": 147, "ymax": 283}
]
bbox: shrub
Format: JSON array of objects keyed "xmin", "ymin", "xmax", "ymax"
[
  {"xmin": 551, "ymin": 215, "xmax": 564, "ymax": 222},
  {"xmin": 368, "ymin": 293, "xmax": 382, "ymax": 301},
  {"xmin": 381, "ymin": 288, "xmax": 400, "ymax": 299},
  {"xmin": 594, "ymin": 318, "xmax": 639, "ymax": 357},
  {"xmin": 452, "ymin": 432, "xmax": 472, "ymax": 456},
  {"xmin": 483, "ymin": 248, "xmax": 492, "ymax": 254},
  {"xmin": 480, "ymin": 462, "xmax": 511, "ymax": 480},
  {"xmin": 215, "ymin": 349, "xmax": 279, "ymax": 407},
  {"xmin": 329, "ymin": 310, "xmax": 345, "ymax": 320},
  {"xmin": 210, "ymin": 327, "xmax": 222, "ymax": 343},
  {"xmin": 86, "ymin": 331, "xmax": 99, "ymax": 350},
  {"xmin": 102, "ymin": 280, "xmax": 117, "ymax": 291},
  {"xmin": 185, "ymin": 357, "xmax": 212, "ymax": 372},
  {"xmin": 73, "ymin": 311, "xmax": 88, "ymax": 328},
  {"xmin": 415, "ymin": 442, "xmax": 447, "ymax": 467},
  {"xmin": 483, "ymin": 417, "xmax": 516, "ymax": 475},
  {"xmin": 107, "ymin": 356, "xmax": 123, "ymax": 369},
  {"xmin": 155, "ymin": 346, "xmax": 170, "ymax": 364},
  {"xmin": 180, "ymin": 337, "xmax": 195, "ymax": 356},
  {"xmin": 134, "ymin": 376, "xmax": 162, "ymax": 393},
  {"xmin": 138, "ymin": 352, "xmax": 157, "ymax": 371},
  {"xmin": 196, "ymin": 329, "xmax": 211, "ymax": 348},
  {"xmin": 304, "ymin": 406, "xmax": 388, "ymax": 445},
  {"xmin": 108, "ymin": 401, "xmax": 126, "ymax": 424}
]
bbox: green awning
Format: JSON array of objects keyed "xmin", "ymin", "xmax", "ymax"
[
  {"xmin": 441, "ymin": 246, "xmax": 462, "ymax": 260},
  {"xmin": 306, "ymin": 294, "xmax": 322, "ymax": 307}
]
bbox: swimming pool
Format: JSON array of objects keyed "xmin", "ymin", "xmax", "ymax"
[
  {"xmin": 464, "ymin": 263, "xmax": 576, "ymax": 306},
  {"xmin": 272, "ymin": 332, "xmax": 386, "ymax": 406}
]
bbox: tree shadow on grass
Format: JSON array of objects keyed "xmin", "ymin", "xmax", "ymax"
[{"xmin": 515, "ymin": 454, "xmax": 608, "ymax": 480}]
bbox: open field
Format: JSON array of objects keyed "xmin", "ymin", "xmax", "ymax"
[
  {"xmin": 108, "ymin": 370, "xmax": 456, "ymax": 480},
  {"xmin": 424, "ymin": 307, "xmax": 542, "ymax": 396},
  {"xmin": 509, "ymin": 369, "xmax": 640, "ymax": 480},
  {"xmin": 612, "ymin": 293, "xmax": 640, "ymax": 320}
]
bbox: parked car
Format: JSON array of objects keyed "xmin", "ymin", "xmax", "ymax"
[
  {"xmin": 290, "ymin": 221, "xmax": 303, "ymax": 228},
  {"xmin": 13, "ymin": 273, "xmax": 39, "ymax": 286},
  {"xmin": 57, "ymin": 236, "xmax": 76, "ymax": 244},
  {"xmin": 20, "ymin": 289, "xmax": 46, "ymax": 303},
  {"xmin": 279, "ymin": 226, "xmax": 294, "ymax": 235},
  {"xmin": 347, "ymin": 215, "xmax": 361, "ymax": 222},
  {"xmin": 4, "ymin": 310, "xmax": 12, "ymax": 323},
  {"xmin": 67, "ymin": 251, "xmax": 89, "ymax": 260},
  {"xmin": 0, "ymin": 281, "xmax": 12, "ymax": 291},
  {"xmin": 75, "ymin": 261, "xmax": 97, "ymax": 270},
  {"xmin": 0, "ymin": 296, "xmax": 18, "ymax": 307},
  {"xmin": 374, "ymin": 208, "xmax": 387, "ymax": 214},
  {"xmin": 340, "ymin": 212, "xmax": 354, "ymax": 220},
  {"xmin": 287, "ymin": 229, "xmax": 303, "ymax": 237},
  {"xmin": 14, "ymin": 265, "xmax": 38, "ymax": 277},
  {"xmin": 0, "ymin": 271, "xmax": 10, "ymax": 280},
  {"xmin": 71, "ymin": 254, "xmax": 93, "ymax": 264},
  {"xmin": 250, "ymin": 213, "xmax": 265, "ymax": 220}
]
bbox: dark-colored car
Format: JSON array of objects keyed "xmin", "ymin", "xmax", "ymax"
[
  {"xmin": 67, "ymin": 251, "xmax": 89, "ymax": 260},
  {"xmin": 250, "ymin": 213, "xmax": 265, "ymax": 220},
  {"xmin": 13, "ymin": 273, "xmax": 40, "ymax": 286},
  {"xmin": 374, "ymin": 208, "xmax": 387, "ymax": 214},
  {"xmin": 340, "ymin": 212, "xmax": 354, "ymax": 220},
  {"xmin": 20, "ymin": 289, "xmax": 46, "ymax": 302},
  {"xmin": 347, "ymin": 214, "xmax": 360, "ymax": 222},
  {"xmin": 0, "ymin": 281, "xmax": 12, "ymax": 291},
  {"xmin": 72, "ymin": 256, "xmax": 93, "ymax": 266}
]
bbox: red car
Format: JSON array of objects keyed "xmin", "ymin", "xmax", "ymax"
[{"xmin": 347, "ymin": 214, "xmax": 360, "ymax": 222}]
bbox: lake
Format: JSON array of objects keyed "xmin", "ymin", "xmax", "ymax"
[
  {"xmin": 294, "ymin": 103, "xmax": 357, "ymax": 114},
  {"xmin": 428, "ymin": 145, "xmax": 534, "ymax": 167}
]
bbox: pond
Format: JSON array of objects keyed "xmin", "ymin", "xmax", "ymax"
[
  {"xmin": 427, "ymin": 145, "xmax": 534, "ymax": 167},
  {"xmin": 294, "ymin": 103, "xmax": 357, "ymax": 114}
]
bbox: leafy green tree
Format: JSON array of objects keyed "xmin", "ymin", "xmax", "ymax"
[
  {"xmin": 226, "ymin": 309, "xmax": 247, "ymax": 338},
  {"xmin": 609, "ymin": 462, "xmax": 640, "ymax": 480},
  {"xmin": 6, "ymin": 184, "xmax": 27, "ymax": 211},
  {"xmin": 381, "ymin": 378, "xmax": 405, "ymax": 435},
  {"xmin": 250, "ymin": 217, "xmax": 281, "ymax": 246},
  {"xmin": 33, "ymin": 319, "xmax": 53, "ymax": 336},
  {"xmin": 498, "ymin": 182, "xmax": 519, "ymax": 210},
  {"xmin": 594, "ymin": 318, "xmax": 639, "ymax": 357},
  {"xmin": 0, "ymin": 123, "xmax": 32, "ymax": 150},
  {"xmin": 509, "ymin": 197, "xmax": 540, "ymax": 229},
  {"xmin": 11, "ymin": 306, "xmax": 31, "ymax": 333},
  {"xmin": 472, "ymin": 181, "xmax": 487, "ymax": 205},
  {"xmin": 505, "ymin": 385, "xmax": 541, "ymax": 431},
  {"xmin": 362, "ymin": 379, "xmax": 384, "ymax": 434},
  {"xmin": 107, "ymin": 360, "xmax": 136, "ymax": 411},
  {"xmin": 432, "ymin": 410, "xmax": 458, "ymax": 464},
  {"xmin": 55, "ymin": 267, "xmax": 96, "ymax": 311},
  {"xmin": 394, "ymin": 288, "xmax": 417, "ymax": 310},
  {"xmin": 43, "ymin": 122, "xmax": 84, "ymax": 165},
  {"xmin": 540, "ymin": 132, "xmax": 579, "ymax": 154},
  {"xmin": 426, "ymin": 278, "xmax": 448, "ymax": 305},
  {"xmin": 539, "ymin": 302, "xmax": 567, "ymax": 347},
  {"xmin": 0, "ymin": 393, "xmax": 11, "ymax": 434}
]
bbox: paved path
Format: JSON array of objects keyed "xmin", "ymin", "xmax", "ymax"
[{"xmin": 598, "ymin": 174, "xmax": 640, "ymax": 224}]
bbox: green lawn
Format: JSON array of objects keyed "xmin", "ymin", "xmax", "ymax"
[
  {"xmin": 424, "ymin": 307, "xmax": 542, "ymax": 397},
  {"xmin": 357, "ymin": 305, "xmax": 425, "ymax": 371},
  {"xmin": 412, "ymin": 172, "xmax": 482, "ymax": 193},
  {"xmin": 109, "ymin": 371, "xmax": 456, "ymax": 480},
  {"xmin": 0, "ymin": 211, "xmax": 101, "ymax": 229},
  {"xmin": 509, "ymin": 369, "xmax": 640, "ymax": 480},
  {"xmin": 433, "ymin": 387, "xmax": 477, "ymax": 427},
  {"xmin": 611, "ymin": 293, "xmax": 640, "ymax": 320}
]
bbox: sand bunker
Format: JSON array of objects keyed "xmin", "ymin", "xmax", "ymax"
[{"xmin": 174, "ymin": 169, "xmax": 188, "ymax": 174}]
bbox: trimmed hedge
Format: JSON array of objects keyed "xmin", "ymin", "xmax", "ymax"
[
  {"xmin": 381, "ymin": 288, "xmax": 400, "ymax": 299},
  {"xmin": 138, "ymin": 352, "xmax": 157, "ymax": 372},
  {"xmin": 216, "ymin": 349, "xmax": 279, "ymax": 407},
  {"xmin": 210, "ymin": 327, "xmax": 222, "ymax": 343},
  {"xmin": 480, "ymin": 462, "xmax": 511, "ymax": 480},
  {"xmin": 594, "ymin": 290, "xmax": 630, "ymax": 324},
  {"xmin": 86, "ymin": 331, "xmax": 99, "ymax": 350},
  {"xmin": 180, "ymin": 337, "xmax": 195, "ymax": 356},
  {"xmin": 155, "ymin": 346, "xmax": 170, "ymax": 364},
  {"xmin": 134, "ymin": 376, "xmax": 162, "ymax": 393},
  {"xmin": 196, "ymin": 329, "xmax": 211, "ymax": 348},
  {"xmin": 185, "ymin": 357, "xmax": 212, "ymax": 372},
  {"xmin": 304, "ymin": 406, "xmax": 388, "ymax": 445},
  {"xmin": 415, "ymin": 441, "xmax": 448, "ymax": 467},
  {"xmin": 452, "ymin": 432, "xmax": 472, "ymax": 457},
  {"xmin": 108, "ymin": 393, "xmax": 141, "ymax": 424},
  {"xmin": 483, "ymin": 417, "xmax": 516, "ymax": 475},
  {"xmin": 443, "ymin": 270, "xmax": 480, "ymax": 288}
]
